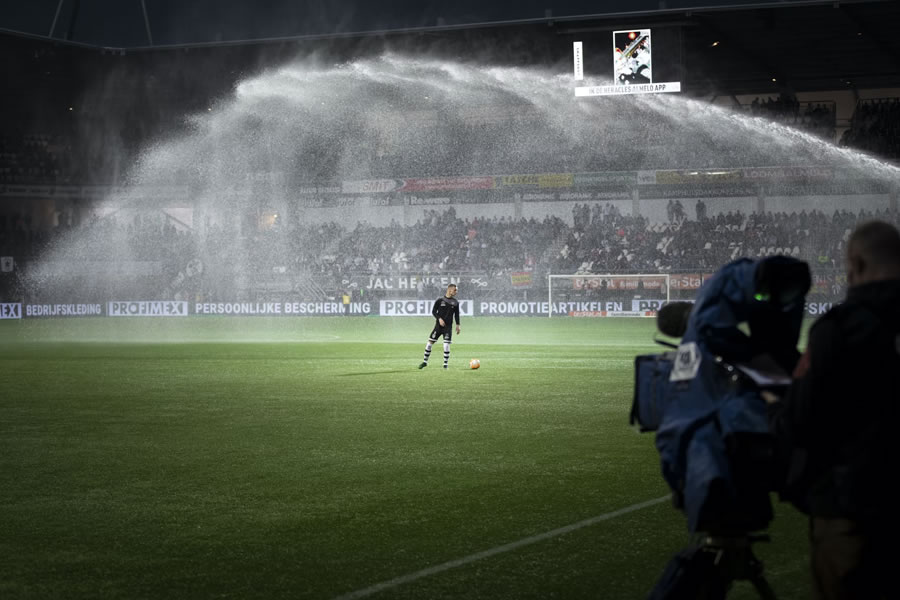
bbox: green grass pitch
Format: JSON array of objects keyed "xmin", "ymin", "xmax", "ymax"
[{"xmin": 0, "ymin": 317, "xmax": 810, "ymax": 599}]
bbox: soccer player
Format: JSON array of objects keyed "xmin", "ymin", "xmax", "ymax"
[{"xmin": 419, "ymin": 283, "xmax": 461, "ymax": 369}]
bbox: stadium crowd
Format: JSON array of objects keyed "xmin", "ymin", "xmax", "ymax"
[
  {"xmin": 746, "ymin": 94, "xmax": 836, "ymax": 140},
  {"xmin": 0, "ymin": 132, "xmax": 65, "ymax": 184},
  {"xmin": 555, "ymin": 204, "xmax": 899, "ymax": 281},
  {"xmin": 4, "ymin": 197, "xmax": 898, "ymax": 304},
  {"xmin": 840, "ymin": 97, "xmax": 900, "ymax": 159}
]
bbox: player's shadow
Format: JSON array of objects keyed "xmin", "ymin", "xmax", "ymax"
[{"xmin": 338, "ymin": 370, "xmax": 410, "ymax": 376}]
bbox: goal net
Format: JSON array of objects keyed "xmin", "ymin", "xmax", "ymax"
[{"xmin": 546, "ymin": 273, "xmax": 671, "ymax": 318}]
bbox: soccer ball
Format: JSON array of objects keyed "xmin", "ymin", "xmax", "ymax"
[{"xmin": 469, "ymin": 358, "xmax": 481, "ymax": 370}]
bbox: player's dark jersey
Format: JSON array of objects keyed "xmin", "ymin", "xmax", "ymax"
[{"xmin": 432, "ymin": 296, "xmax": 460, "ymax": 327}]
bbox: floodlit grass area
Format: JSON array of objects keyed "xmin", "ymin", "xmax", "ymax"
[{"xmin": 0, "ymin": 317, "xmax": 810, "ymax": 599}]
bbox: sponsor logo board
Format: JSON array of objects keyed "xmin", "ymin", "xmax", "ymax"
[
  {"xmin": 400, "ymin": 177, "xmax": 495, "ymax": 192},
  {"xmin": 655, "ymin": 169, "xmax": 741, "ymax": 184},
  {"xmin": 631, "ymin": 299, "xmax": 667, "ymax": 312},
  {"xmin": 804, "ymin": 302, "xmax": 834, "ymax": 316},
  {"xmin": 194, "ymin": 302, "xmax": 372, "ymax": 315},
  {"xmin": 573, "ymin": 277, "xmax": 667, "ymax": 290},
  {"xmin": 500, "ymin": 174, "xmax": 574, "ymax": 188},
  {"xmin": 570, "ymin": 310, "xmax": 654, "ymax": 317},
  {"xmin": 25, "ymin": 304, "xmax": 103, "ymax": 317},
  {"xmin": 380, "ymin": 299, "xmax": 474, "ymax": 317},
  {"xmin": 0, "ymin": 303, "xmax": 22, "ymax": 319},
  {"xmin": 341, "ymin": 179, "xmax": 402, "ymax": 194},
  {"xmin": 108, "ymin": 301, "xmax": 188, "ymax": 317}
]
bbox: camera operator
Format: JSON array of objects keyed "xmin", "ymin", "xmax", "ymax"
[{"xmin": 766, "ymin": 220, "xmax": 900, "ymax": 600}]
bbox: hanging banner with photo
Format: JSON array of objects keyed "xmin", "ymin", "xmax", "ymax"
[{"xmin": 613, "ymin": 30, "xmax": 652, "ymax": 85}]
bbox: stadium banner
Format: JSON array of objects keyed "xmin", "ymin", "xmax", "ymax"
[
  {"xmin": 572, "ymin": 276, "xmax": 667, "ymax": 290},
  {"xmin": 0, "ymin": 184, "xmax": 61, "ymax": 198},
  {"xmin": 400, "ymin": 177, "xmax": 495, "ymax": 192},
  {"xmin": 762, "ymin": 180, "xmax": 889, "ymax": 196},
  {"xmin": 194, "ymin": 302, "xmax": 373, "ymax": 316},
  {"xmin": 804, "ymin": 302, "xmax": 834, "ymax": 316},
  {"xmin": 631, "ymin": 299, "xmax": 667, "ymax": 312},
  {"xmin": 570, "ymin": 310, "xmax": 654, "ymax": 317},
  {"xmin": 297, "ymin": 195, "xmax": 397, "ymax": 208},
  {"xmin": 574, "ymin": 82, "xmax": 680, "ymax": 97},
  {"xmin": 297, "ymin": 188, "xmax": 637, "ymax": 206},
  {"xmin": 380, "ymin": 299, "xmax": 474, "ymax": 317},
  {"xmin": 343, "ymin": 275, "xmax": 469, "ymax": 291},
  {"xmin": 405, "ymin": 191, "xmax": 512, "ymax": 205},
  {"xmin": 479, "ymin": 301, "xmax": 550, "ymax": 315},
  {"xmin": 741, "ymin": 166, "xmax": 833, "ymax": 181},
  {"xmin": 25, "ymin": 303, "xmax": 103, "ymax": 318},
  {"xmin": 510, "ymin": 271, "xmax": 533, "ymax": 288},
  {"xmin": 575, "ymin": 188, "xmax": 631, "ymax": 200},
  {"xmin": 341, "ymin": 179, "xmax": 403, "ymax": 194},
  {"xmin": 28, "ymin": 260, "xmax": 161, "ymax": 277},
  {"xmin": 296, "ymin": 197, "xmax": 330, "ymax": 208},
  {"xmin": 803, "ymin": 302, "xmax": 835, "ymax": 317},
  {"xmin": 515, "ymin": 191, "xmax": 553, "ymax": 202},
  {"xmin": 477, "ymin": 301, "xmax": 634, "ymax": 316},
  {"xmin": 500, "ymin": 174, "xmax": 574, "ymax": 188},
  {"xmin": 655, "ymin": 169, "xmax": 741, "ymax": 184},
  {"xmin": 669, "ymin": 274, "xmax": 708, "ymax": 290},
  {"xmin": 573, "ymin": 41, "xmax": 583, "ymax": 80},
  {"xmin": 514, "ymin": 189, "xmax": 632, "ymax": 201},
  {"xmin": 0, "ymin": 302, "xmax": 22, "ymax": 319},
  {"xmin": 0, "ymin": 184, "xmax": 188, "ymax": 200},
  {"xmin": 404, "ymin": 196, "xmax": 452, "ymax": 206},
  {"xmin": 107, "ymin": 301, "xmax": 188, "ymax": 317},
  {"xmin": 509, "ymin": 271, "xmax": 534, "ymax": 288},
  {"xmin": 574, "ymin": 172, "xmax": 638, "ymax": 186},
  {"xmin": 614, "ymin": 29, "xmax": 652, "ymax": 84},
  {"xmin": 557, "ymin": 191, "xmax": 595, "ymax": 202},
  {"xmin": 638, "ymin": 183, "xmax": 756, "ymax": 199},
  {"xmin": 637, "ymin": 171, "xmax": 657, "ymax": 185},
  {"xmin": 296, "ymin": 185, "xmax": 342, "ymax": 196}
]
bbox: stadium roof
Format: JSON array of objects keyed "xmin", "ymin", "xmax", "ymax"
[
  {"xmin": 0, "ymin": 0, "xmax": 893, "ymax": 49},
  {"xmin": 1, "ymin": 0, "xmax": 899, "ymax": 96}
]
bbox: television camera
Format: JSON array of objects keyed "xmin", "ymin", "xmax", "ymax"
[{"xmin": 631, "ymin": 256, "xmax": 811, "ymax": 599}]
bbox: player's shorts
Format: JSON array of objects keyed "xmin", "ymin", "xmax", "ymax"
[{"xmin": 429, "ymin": 322, "xmax": 453, "ymax": 343}]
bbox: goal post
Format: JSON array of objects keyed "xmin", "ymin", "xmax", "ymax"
[{"xmin": 546, "ymin": 273, "xmax": 671, "ymax": 318}]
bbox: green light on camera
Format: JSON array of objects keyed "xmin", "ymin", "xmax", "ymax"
[{"xmin": 754, "ymin": 293, "xmax": 770, "ymax": 302}]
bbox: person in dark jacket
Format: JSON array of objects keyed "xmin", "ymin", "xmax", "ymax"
[{"xmin": 767, "ymin": 220, "xmax": 900, "ymax": 600}]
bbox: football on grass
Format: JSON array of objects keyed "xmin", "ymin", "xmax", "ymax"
[{"xmin": 469, "ymin": 358, "xmax": 481, "ymax": 370}]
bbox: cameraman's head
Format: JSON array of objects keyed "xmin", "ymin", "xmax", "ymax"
[
  {"xmin": 747, "ymin": 256, "xmax": 811, "ymax": 372},
  {"xmin": 752, "ymin": 255, "xmax": 810, "ymax": 310},
  {"xmin": 847, "ymin": 221, "xmax": 900, "ymax": 287}
]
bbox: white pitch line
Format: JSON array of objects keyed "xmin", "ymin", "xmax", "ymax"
[{"xmin": 332, "ymin": 495, "xmax": 671, "ymax": 600}]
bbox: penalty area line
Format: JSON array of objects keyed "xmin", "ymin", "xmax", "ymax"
[{"xmin": 331, "ymin": 494, "xmax": 671, "ymax": 600}]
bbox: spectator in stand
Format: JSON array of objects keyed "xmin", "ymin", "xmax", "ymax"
[{"xmin": 695, "ymin": 199, "xmax": 707, "ymax": 221}]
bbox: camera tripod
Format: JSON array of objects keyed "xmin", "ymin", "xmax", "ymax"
[
  {"xmin": 692, "ymin": 532, "xmax": 777, "ymax": 600},
  {"xmin": 649, "ymin": 531, "xmax": 778, "ymax": 600}
]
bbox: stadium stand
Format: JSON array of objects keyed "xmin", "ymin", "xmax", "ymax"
[{"xmin": 841, "ymin": 97, "xmax": 900, "ymax": 159}]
